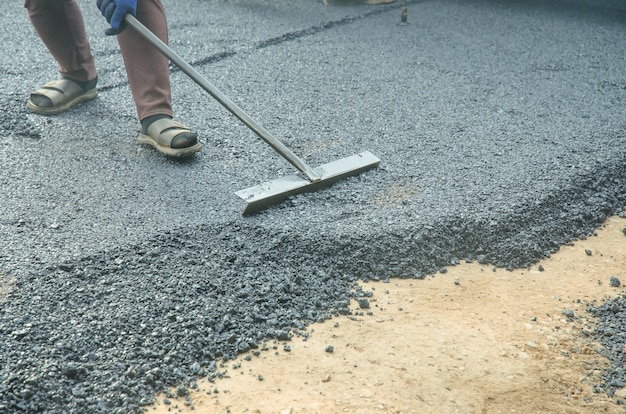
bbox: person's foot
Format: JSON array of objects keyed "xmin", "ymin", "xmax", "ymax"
[
  {"xmin": 138, "ymin": 115, "xmax": 201, "ymax": 157},
  {"xmin": 27, "ymin": 77, "xmax": 98, "ymax": 115}
]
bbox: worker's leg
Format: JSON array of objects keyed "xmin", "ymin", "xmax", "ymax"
[{"xmin": 25, "ymin": 0, "xmax": 98, "ymax": 114}]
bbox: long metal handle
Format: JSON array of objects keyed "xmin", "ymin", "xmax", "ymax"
[{"xmin": 124, "ymin": 14, "xmax": 321, "ymax": 182}]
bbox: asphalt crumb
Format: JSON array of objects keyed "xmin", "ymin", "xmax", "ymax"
[
  {"xmin": 0, "ymin": 93, "xmax": 43, "ymax": 138},
  {"xmin": 588, "ymin": 293, "xmax": 626, "ymax": 397}
]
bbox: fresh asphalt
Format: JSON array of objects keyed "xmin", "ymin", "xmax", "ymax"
[{"xmin": 1, "ymin": 0, "xmax": 625, "ymax": 412}]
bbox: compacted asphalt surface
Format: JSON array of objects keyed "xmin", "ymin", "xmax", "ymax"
[{"xmin": 1, "ymin": 0, "xmax": 626, "ymax": 412}]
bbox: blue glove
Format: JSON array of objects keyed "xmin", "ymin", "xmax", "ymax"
[{"xmin": 96, "ymin": 0, "xmax": 137, "ymax": 35}]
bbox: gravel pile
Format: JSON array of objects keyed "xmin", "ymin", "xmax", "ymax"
[
  {"xmin": 2, "ymin": 207, "xmax": 626, "ymax": 413},
  {"xmin": 0, "ymin": 226, "xmax": 364, "ymax": 413}
]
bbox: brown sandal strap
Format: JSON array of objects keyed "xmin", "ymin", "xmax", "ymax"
[{"xmin": 31, "ymin": 79, "xmax": 87, "ymax": 106}]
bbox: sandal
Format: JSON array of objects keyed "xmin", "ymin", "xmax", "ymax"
[
  {"xmin": 27, "ymin": 79, "xmax": 98, "ymax": 115},
  {"xmin": 138, "ymin": 118, "xmax": 202, "ymax": 157}
]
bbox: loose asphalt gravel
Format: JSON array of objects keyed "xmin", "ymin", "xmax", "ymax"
[{"xmin": 1, "ymin": 0, "xmax": 626, "ymax": 412}]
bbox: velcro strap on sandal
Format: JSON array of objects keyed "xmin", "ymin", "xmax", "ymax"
[
  {"xmin": 33, "ymin": 79, "xmax": 85, "ymax": 106},
  {"xmin": 146, "ymin": 118, "xmax": 191, "ymax": 148}
]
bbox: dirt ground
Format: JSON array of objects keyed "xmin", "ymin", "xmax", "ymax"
[{"xmin": 148, "ymin": 215, "xmax": 626, "ymax": 414}]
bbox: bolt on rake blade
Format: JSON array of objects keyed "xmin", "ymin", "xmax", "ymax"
[{"xmin": 236, "ymin": 151, "xmax": 380, "ymax": 215}]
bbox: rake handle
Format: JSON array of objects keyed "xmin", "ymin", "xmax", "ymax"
[{"xmin": 124, "ymin": 14, "xmax": 321, "ymax": 182}]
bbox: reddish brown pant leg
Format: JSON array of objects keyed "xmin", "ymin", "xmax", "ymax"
[
  {"xmin": 26, "ymin": 0, "xmax": 172, "ymax": 121},
  {"xmin": 117, "ymin": 0, "xmax": 173, "ymax": 121},
  {"xmin": 25, "ymin": 0, "xmax": 97, "ymax": 83}
]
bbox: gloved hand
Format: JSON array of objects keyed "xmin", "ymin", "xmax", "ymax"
[{"xmin": 96, "ymin": 0, "xmax": 137, "ymax": 35}]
